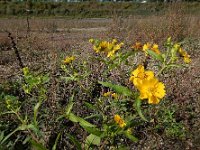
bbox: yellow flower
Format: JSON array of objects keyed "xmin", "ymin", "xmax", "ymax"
[
  {"xmin": 111, "ymin": 93, "xmax": 118, "ymax": 99},
  {"xmin": 63, "ymin": 56, "xmax": 75, "ymax": 64},
  {"xmin": 129, "ymin": 65, "xmax": 154, "ymax": 88},
  {"xmin": 142, "ymin": 43, "xmax": 151, "ymax": 56},
  {"xmin": 103, "ymin": 91, "xmax": 112, "ymax": 97},
  {"xmin": 103, "ymin": 92, "xmax": 118, "ymax": 99},
  {"xmin": 127, "ymin": 128, "xmax": 132, "ymax": 134},
  {"xmin": 22, "ymin": 67, "xmax": 29, "ymax": 76},
  {"xmin": 94, "ymin": 41, "xmax": 109, "ymax": 53},
  {"xmin": 130, "ymin": 65, "xmax": 166, "ymax": 104},
  {"xmin": 91, "ymin": 39, "xmax": 123, "ymax": 58},
  {"xmin": 174, "ymin": 43, "xmax": 180, "ymax": 50},
  {"xmin": 112, "ymin": 39, "xmax": 117, "ymax": 44},
  {"xmin": 143, "ymin": 43, "xmax": 151, "ymax": 51},
  {"xmin": 131, "ymin": 42, "xmax": 142, "ymax": 50},
  {"xmin": 183, "ymin": 55, "xmax": 191, "ymax": 63},
  {"xmin": 178, "ymin": 47, "xmax": 185, "ymax": 55},
  {"xmin": 137, "ymin": 78, "xmax": 166, "ymax": 104},
  {"xmin": 151, "ymin": 44, "xmax": 161, "ymax": 54},
  {"xmin": 178, "ymin": 48, "xmax": 191, "ymax": 63},
  {"xmin": 107, "ymin": 42, "xmax": 124, "ymax": 58},
  {"xmin": 89, "ymin": 38, "xmax": 95, "ymax": 43},
  {"xmin": 114, "ymin": 114, "xmax": 126, "ymax": 128}
]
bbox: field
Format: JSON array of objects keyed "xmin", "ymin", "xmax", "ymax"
[{"xmin": 0, "ymin": 2, "xmax": 200, "ymax": 150}]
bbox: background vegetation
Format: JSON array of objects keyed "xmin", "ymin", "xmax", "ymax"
[{"xmin": 0, "ymin": 1, "xmax": 200, "ymax": 18}]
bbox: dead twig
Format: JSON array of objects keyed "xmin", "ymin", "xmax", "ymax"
[{"xmin": 6, "ymin": 31, "xmax": 24, "ymax": 69}]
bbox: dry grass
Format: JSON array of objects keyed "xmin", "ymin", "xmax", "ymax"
[{"xmin": 0, "ymin": 5, "xmax": 200, "ymax": 149}]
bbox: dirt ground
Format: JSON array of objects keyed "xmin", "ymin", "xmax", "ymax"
[{"xmin": 0, "ymin": 18, "xmax": 200, "ymax": 149}]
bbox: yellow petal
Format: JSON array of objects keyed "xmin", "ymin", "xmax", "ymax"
[{"xmin": 148, "ymin": 95, "xmax": 160, "ymax": 104}]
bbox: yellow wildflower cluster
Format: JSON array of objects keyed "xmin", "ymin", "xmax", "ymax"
[
  {"xmin": 89, "ymin": 39, "xmax": 124, "ymax": 58},
  {"xmin": 178, "ymin": 48, "xmax": 191, "ymax": 63},
  {"xmin": 173, "ymin": 44, "xmax": 191, "ymax": 63},
  {"xmin": 63, "ymin": 56, "xmax": 75, "ymax": 65},
  {"xmin": 103, "ymin": 91, "xmax": 118, "ymax": 99},
  {"xmin": 131, "ymin": 42, "xmax": 142, "ymax": 50},
  {"xmin": 114, "ymin": 114, "xmax": 126, "ymax": 128},
  {"xmin": 143, "ymin": 43, "xmax": 161, "ymax": 55},
  {"xmin": 131, "ymin": 42, "xmax": 161, "ymax": 55},
  {"xmin": 130, "ymin": 65, "xmax": 166, "ymax": 104}
]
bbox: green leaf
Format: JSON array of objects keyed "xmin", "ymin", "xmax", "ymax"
[
  {"xmin": 134, "ymin": 97, "xmax": 148, "ymax": 122},
  {"xmin": 27, "ymin": 124, "xmax": 42, "ymax": 137},
  {"xmin": 22, "ymin": 136, "xmax": 31, "ymax": 145},
  {"xmin": 31, "ymin": 140, "xmax": 47, "ymax": 150},
  {"xmin": 1, "ymin": 127, "xmax": 21, "ymax": 144},
  {"xmin": 166, "ymin": 64, "xmax": 184, "ymax": 68},
  {"xmin": 60, "ymin": 76, "xmax": 78, "ymax": 83},
  {"xmin": 68, "ymin": 113, "xmax": 79, "ymax": 123},
  {"xmin": 34, "ymin": 101, "xmax": 42, "ymax": 126},
  {"xmin": 120, "ymin": 51, "xmax": 134, "ymax": 62},
  {"xmin": 52, "ymin": 133, "xmax": 61, "ymax": 150},
  {"xmin": 22, "ymin": 67, "xmax": 29, "ymax": 76},
  {"xmin": 0, "ymin": 131, "xmax": 4, "ymax": 142},
  {"xmin": 56, "ymin": 114, "xmax": 65, "ymax": 121},
  {"xmin": 84, "ymin": 114, "xmax": 102, "ymax": 120},
  {"xmin": 41, "ymin": 74, "xmax": 50, "ymax": 84},
  {"xmin": 84, "ymin": 102, "xmax": 97, "ymax": 111},
  {"xmin": 68, "ymin": 113, "xmax": 96, "ymax": 128},
  {"xmin": 85, "ymin": 134, "xmax": 101, "ymax": 146},
  {"xmin": 80, "ymin": 120, "xmax": 96, "ymax": 128},
  {"xmin": 123, "ymin": 131, "xmax": 138, "ymax": 142},
  {"xmin": 1, "ymin": 111, "xmax": 15, "ymax": 115},
  {"xmin": 98, "ymin": 81, "xmax": 132, "ymax": 97},
  {"xmin": 65, "ymin": 94, "xmax": 74, "ymax": 116},
  {"xmin": 147, "ymin": 50, "xmax": 163, "ymax": 62},
  {"xmin": 83, "ymin": 126, "xmax": 103, "ymax": 137},
  {"xmin": 67, "ymin": 134, "xmax": 82, "ymax": 150}
]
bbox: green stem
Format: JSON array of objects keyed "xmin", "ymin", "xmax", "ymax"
[
  {"xmin": 12, "ymin": 109, "xmax": 25, "ymax": 125},
  {"xmin": 156, "ymin": 55, "xmax": 173, "ymax": 77},
  {"xmin": 156, "ymin": 64, "xmax": 166, "ymax": 77}
]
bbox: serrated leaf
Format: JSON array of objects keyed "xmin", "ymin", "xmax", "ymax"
[
  {"xmin": 98, "ymin": 81, "xmax": 132, "ymax": 97},
  {"xmin": 85, "ymin": 134, "xmax": 101, "ymax": 146},
  {"xmin": 147, "ymin": 50, "xmax": 163, "ymax": 62}
]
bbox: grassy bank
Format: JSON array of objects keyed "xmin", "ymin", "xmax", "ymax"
[{"xmin": 0, "ymin": 1, "xmax": 200, "ymax": 18}]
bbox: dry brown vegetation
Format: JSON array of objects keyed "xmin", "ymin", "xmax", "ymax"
[{"xmin": 0, "ymin": 3, "xmax": 200, "ymax": 149}]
